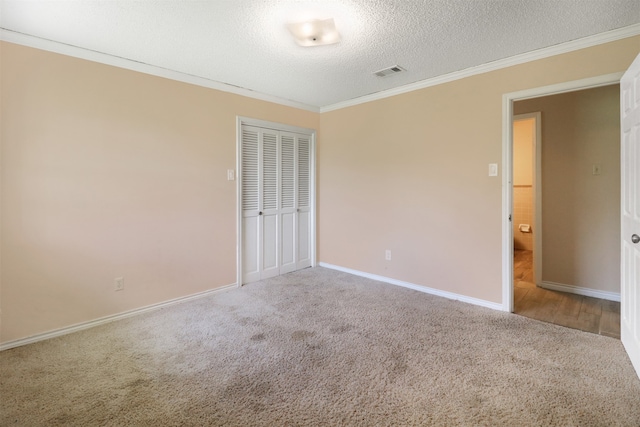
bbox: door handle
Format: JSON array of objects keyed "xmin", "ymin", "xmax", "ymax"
[
  {"xmin": 632, "ymin": 234, "xmax": 640, "ymax": 244},
  {"xmin": 259, "ymin": 211, "xmax": 263, "ymax": 216}
]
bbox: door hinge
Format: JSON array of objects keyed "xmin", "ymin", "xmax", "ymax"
[{"xmin": 509, "ymin": 214, "xmax": 512, "ymax": 222}]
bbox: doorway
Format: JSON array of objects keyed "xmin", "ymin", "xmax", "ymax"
[
  {"xmin": 512, "ymin": 113, "xmax": 541, "ymax": 287},
  {"xmin": 236, "ymin": 117, "xmax": 316, "ymax": 286},
  {"xmin": 502, "ymin": 75, "xmax": 623, "ymax": 337}
]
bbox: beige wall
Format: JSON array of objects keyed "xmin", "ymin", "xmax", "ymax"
[
  {"xmin": 515, "ymin": 85, "xmax": 621, "ymax": 293},
  {"xmin": 2, "ymin": 36, "xmax": 638, "ymax": 344},
  {"xmin": 513, "ymin": 119, "xmax": 534, "ymax": 186},
  {"xmin": 319, "ymin": 36, "xmax": 639, "ymax": 303},
  {"xmin": 0, "ymin": 42, "xmax": 319, "ymax": 343}
]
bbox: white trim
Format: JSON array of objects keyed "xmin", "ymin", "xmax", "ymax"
[
  {"xmin": 309, "ymin": 134, "xmax": 317, "ymax": 271},
  {"xmin": 502, "ymin": 73, "xmax": 623, "ymax": 312},
  {"xmin": 236, "ymin": 119, "xmax": 243, "ymax": 288},
  {"xmin": 533, "ymin": 113, "xmax": 542, "ymax": 286},
  {"xmin": 505, "ymin": 73, "xmax": 625, "ymax": 103},
  {"xmin": 319, "ymin": 262, "xmax": 504, "ymax": 311},
  {"xmin": 502, "ymin": 94, "xmax": 515, "ymax": 312},
  {"xmin": 539, "ymin": 281, "xmax": 621, "ymax": 302},
  {"xmin": 0, "ymin": 29, "xmax": 320, "ymax": 113},
  {"xmin": 2, "ymin": 24, "xmax": 638, "ymax": 114},
  {"xmin": 0, "ymin": 283, "xmax": 237, "ymax": 352},
  {"xmin": 236, "ymin": 117, "xmax": 317, "ymax": 287},
  {"xmin": 236, "ymin": 117, "xmax": 316, "ymax": 136},
  {"xmin": 321, "ymin": 24, "xmax": 640, "ymax": 112}
]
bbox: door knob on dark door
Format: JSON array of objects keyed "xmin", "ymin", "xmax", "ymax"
[{"xmin": 632, "ymin": 234, "xmax": 640, "ymax": 244}]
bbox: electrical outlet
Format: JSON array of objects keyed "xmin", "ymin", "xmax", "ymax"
[
  {"xmin": 114, "ymin": 277, "xmax": 124, "ymax": 291},
  {"xmin": 385, "ymin": 250, "xmax": 391, "ymax": 261}
]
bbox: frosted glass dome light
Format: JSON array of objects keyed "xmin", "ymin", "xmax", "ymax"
[{"xmin": 287, "ymin": 18, "xmax": 340, "ymax": 47}]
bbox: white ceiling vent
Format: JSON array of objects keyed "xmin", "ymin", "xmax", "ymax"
[{"xmin": 373, "ymin": 65, "xmax": 406, "ymax": 78}]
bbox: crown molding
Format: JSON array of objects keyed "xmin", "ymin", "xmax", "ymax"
[
  {"xmin": 0, "ymin": 29, "xmax": 321, "ymax": 113},
  {"xmin": 320, "ymin": 23, "xmax": 640, "ymax": 113},
  {"xmin": 2, "ymin": 23, "xmax": 639, "ymax": 115}
]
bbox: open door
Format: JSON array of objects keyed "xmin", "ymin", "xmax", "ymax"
[{"xmin": 620, "ymin": 53, "xmax": 640, "ymax": 378}]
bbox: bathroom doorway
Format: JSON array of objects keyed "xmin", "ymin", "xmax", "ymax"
[
  {"xmin": 512, "ymin": 113, "xmax": 540, "ymax": 290},
  {"xmin": 512, "ymin": 113, "xmax": 546, "ymax": 324}
]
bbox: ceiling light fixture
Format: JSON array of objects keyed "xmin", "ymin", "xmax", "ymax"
[{"xmin": 287, "ymin": 18, "xmax": 340, "ymax": 47}]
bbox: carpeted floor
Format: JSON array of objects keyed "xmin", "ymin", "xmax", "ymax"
[{"xmin": 1, "ymin": 267, "xmax": 639, "ymax": 426}]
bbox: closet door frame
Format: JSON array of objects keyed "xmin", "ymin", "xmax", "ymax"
[{"xmin": 236, "ymin": 117, "xmax": 316, "ymax": 286}]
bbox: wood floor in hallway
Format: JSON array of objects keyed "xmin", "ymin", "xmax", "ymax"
[{"xmin": 513, "ymin": 249, "xmax": 621, "ymax": 339}]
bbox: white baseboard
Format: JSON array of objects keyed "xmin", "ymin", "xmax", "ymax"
[
  {"xmin": 539, "ymin": 281, "xmax": 620, "ymax": 302},
  {"xmin": 318, "ymin": 262, "xmax": 503, "ymax": 311},
  {"xmin": 0, "ymin": 283, "xmax": 237, "ymax": 352}
]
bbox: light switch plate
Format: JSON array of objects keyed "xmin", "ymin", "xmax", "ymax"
[
  {"xmin": 227, "ymin": 169, "xmax": 235, "ymax": 181},
  {"xmin": 489, "ymin": 163, "xmax": 498, "ymax": 177}
]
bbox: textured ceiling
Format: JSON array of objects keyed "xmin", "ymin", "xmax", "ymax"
[{"xmin": 1, "ymin": 0, "xmax": 639, "ymax": 109}]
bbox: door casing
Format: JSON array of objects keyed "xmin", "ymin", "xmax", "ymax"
[
  {"xmin": 236, "ymin": 117, "xmax": 317, "ymax": 287},
  {"xmin": 501, "ymin": 72, "xmax": 624, "ymax": 312}
]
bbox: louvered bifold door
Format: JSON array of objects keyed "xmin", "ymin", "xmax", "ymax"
[
  {"xmin": 280, "ymin": 133, "xmax": 297, "ymax": 274},
  {"xmin": 242, "ymin": 125, "xmax": 312, "ymax": 284},
  {"xmin": 241, "ymin": 126, "xmax": 261, "ymax": 283},
  {"xmin": 296, "ymin": 135, "xmax": 312, "ymax": 269},
  {"xmin": 260, "ymin": 129, "xmax": 280, "ymax": 279}
]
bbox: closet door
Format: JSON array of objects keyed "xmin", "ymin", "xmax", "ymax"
[
  {"xmin": 241, "ymin": 125, "xmax": 261, "ymax": 283},
  {"xmin": 241, "ymin": 126, "xmax": 280, "ymax": 282},
  {"xmin": 261, "ymin": 130, "xmax": 280, "ymax": 279},
  {"xmin": 280, "ymin": 133, "xmax": 297, "ymax": 274},
  {"xmin": 241, "ymin": 124, "xmax": 313, "ymax": 283},
  {"xmin": 297, "ymin": 135, "xmax": 312, "ymax": 269}
]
